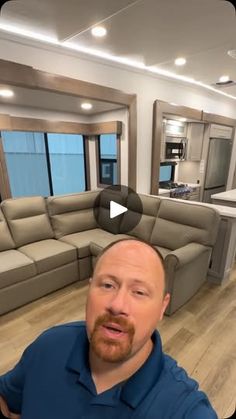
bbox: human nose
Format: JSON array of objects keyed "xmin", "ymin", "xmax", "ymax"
[{"xmin": 106, "ymin": 288, "xmax": 129, "ymax": 316}]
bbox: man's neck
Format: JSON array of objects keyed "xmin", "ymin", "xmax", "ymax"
[{"xmin": 89, "ymin": 339, "xmax": 153, "ymax": 394}]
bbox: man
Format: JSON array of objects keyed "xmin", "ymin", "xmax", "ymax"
[{"xmin": 0, "ymin": 238, "xmax": 217, "ymax": 418}]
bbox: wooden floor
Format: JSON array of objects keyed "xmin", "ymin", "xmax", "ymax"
[{"xmin": 0, "ymin": 270, "xmax": 236, "ymax": 418}]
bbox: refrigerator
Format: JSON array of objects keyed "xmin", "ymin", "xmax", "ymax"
[{"xmin": 203, "ymin": 137, "xmax": 232, "ymax": 203}]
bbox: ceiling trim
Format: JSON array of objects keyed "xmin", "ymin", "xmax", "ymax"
[
  {"xmin": 0, "ymin": 114, "xmax": 122, "ymax": 135},
  {"xmin": 0, "ymin": 59, "xmax": 135, "ymax": 106},
  {"xmin": 202, "ymin": 112, "xmax": 236, "ymax": 127}
]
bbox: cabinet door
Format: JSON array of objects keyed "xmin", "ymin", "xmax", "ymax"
[
  {"xmin": 209, "ymin": 124, "xmax": 233, "ymax": 139},
  {"xmin": 187, "ymin": 123, "xmax": 204, "ymax": 161}
]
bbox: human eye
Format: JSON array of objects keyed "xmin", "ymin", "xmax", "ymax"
[
  {"xmin": 133, "ymin": 289, "xmax": 148, "ymax": 297},
  {"xmin": 100, "ymin": 280, "xmax": 115, "ymax": 290}
]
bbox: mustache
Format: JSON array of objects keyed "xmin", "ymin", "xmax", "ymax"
[{"xmin": 94, "ymin": 312, "xmax": 135, "ymax": 334}]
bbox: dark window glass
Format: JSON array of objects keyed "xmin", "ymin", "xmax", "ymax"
[
  {"xmin": 47, "ymin": 133, "xmax": 86, "ymax": 194},
  {"xmin": 1, "ymin": 131, "xmax": 50, "ymax": 197},
  {"xmin": 98, "ymin": 134, "xmax": 118, "ymax": 185}
]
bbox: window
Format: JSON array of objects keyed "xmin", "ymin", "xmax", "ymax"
[
  {"xmin": 1, "ymin": 131, "xmax": 50, "ymax": 197},
  {"xmin": 1, "ymin": 131, "xmax": 88, "ymax": 197},
  {"xmin": 47, "ymin": 133, "xmax": 87, "ymax": 195},
  {"xmin": 97, "ymin": 133, "xmax": 120, "ymax": 186}
]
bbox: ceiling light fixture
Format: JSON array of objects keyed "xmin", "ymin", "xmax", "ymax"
[
  {"xmin": 0, "ymin": 88, "xmax": 14, "ymax": 98},
  {"xmin": 91, "ymin": 26, "xmax": 107, "ymax": 38},
  {"xmin": 219, "ymin": 75, "xmax": 230, "ymax": 83},
  {"xmin": 81, "ymin": 102, "xmax": 93, "ymax": 110},
  {"xmin": 174, "ymin": 57, "xmax": 186, "ymax": 66}
]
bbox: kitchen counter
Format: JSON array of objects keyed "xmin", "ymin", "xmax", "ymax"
[
  {"xmin": 211, "ymin": 189, "xmax": 236, "ymax": 206},
  {"xmin": 158, "ymin": 188, "xmax": 170, "ymax": 196},
  {"xmin": 170, "ymin": 199, "xmax": 236, "ymax": 218}
]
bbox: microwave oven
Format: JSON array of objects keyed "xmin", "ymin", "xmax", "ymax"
[{"xmin": 165, "ymin": 137, "xmax": 187, "ymax": 161}]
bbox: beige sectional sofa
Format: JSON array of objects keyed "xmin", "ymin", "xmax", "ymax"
[{"xmin": 0, "ymin": 191, "xmax": 220, "ymax": 316}]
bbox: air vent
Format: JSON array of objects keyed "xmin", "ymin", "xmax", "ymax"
[{"xmin": 215, "ymin": 80, "xmax": 235, "ymax": 86}]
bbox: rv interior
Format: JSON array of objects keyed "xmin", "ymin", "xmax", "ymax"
[{"xmin": 0, "ymin": 0, "xmax": 236, "ymax": 417}]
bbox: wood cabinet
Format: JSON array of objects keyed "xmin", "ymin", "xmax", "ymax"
[{"xmin": 186, "ymin": 123, "xmax": 204, "ymax": 161}]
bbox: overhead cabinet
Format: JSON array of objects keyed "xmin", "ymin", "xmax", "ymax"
[
  {"xmin": 186, "ymin": 123, "xmax": 205, "ymax": 161},
  {"xmin": 209, "ymin": 124, "xmax": 233, "ymax": 139}
]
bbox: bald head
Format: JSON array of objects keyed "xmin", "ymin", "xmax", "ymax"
[{"xmin": 93, "ymin": 238, "xmax": 167, "ymax": 297}]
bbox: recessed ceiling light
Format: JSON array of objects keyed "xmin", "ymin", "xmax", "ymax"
[
  {"xmin": 91, "ymin": 26, "xmax": 107, "ymax": 38},
  {"xmin": 174, "ymin": 57, "xmax": 186, "ymax": 66},
  {"xmin": 219, "ymin": 75, "xmax": 230, "ymax": 83},
  {"xmin": 0, "ymin": 88, "xmax": 14, "ymax": 98},
  {"xmin": 81, "ymin": 102, "xmax": 93, "ymax": 110}
]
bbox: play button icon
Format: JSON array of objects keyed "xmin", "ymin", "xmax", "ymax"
[
  {"xmin": 110, "ymin": 201, "xmax": 127, "ymax": 219},
  {"xmin": 94, "ymin": 184, "xmax": 143, "ymax": 234}
]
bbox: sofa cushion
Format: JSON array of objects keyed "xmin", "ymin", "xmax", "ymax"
[
  {"xmin": 0, "ymin": 249, "xmax": 37, "ymax": 289},
  {"xmin": 1, "ymin": 196, "xmax": 54, "ymax": 247},
  {"xmin": 96, "ymin": 188, "xmax": 125, "ymax": 234},
  {"xmin": 18, "ymin": 239, "xmax": 77, "ymax": 274},
  {"xmin": 155, "ymin": 246, "xmax": 171, "ymax": 259},
  {"xmin": 0, "ymin": 208, "xmax": 15, "ymax": 251},
  {"xmin": 150, "ymin": 199, "xmax": 220, "ymax": 250},
  {"xmin": 89, "ymin": 233, "xmax": 131, "ymax": 257},
  {"xmin": 121, "ymin": 194, "xmax": 161, "ymax": 240},
  {"xmin": 46, "ymin": 192, "xmax": 98, "ymax": 238},
  {"xmin": 60, "ymin": 228, "xmax": 129, "ymax": 259}
]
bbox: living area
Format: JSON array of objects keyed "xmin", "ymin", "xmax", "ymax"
[{"xmin": 0, "ymin": 41, "xmax": 236, "ymax": 417}]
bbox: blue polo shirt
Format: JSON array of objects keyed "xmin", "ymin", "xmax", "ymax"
[{"xmin": 0, "ymin": 321, "xmax": 217, "ymax": 419}]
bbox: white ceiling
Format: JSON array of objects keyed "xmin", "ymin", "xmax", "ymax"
[{"xmin": 1, "ymin": 0, "xmax": 236, "ymax": 96}]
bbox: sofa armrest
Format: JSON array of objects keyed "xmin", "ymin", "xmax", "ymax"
[{"xmin": 165, "ymin": 243, "xmax": 211, "ymax": 269}]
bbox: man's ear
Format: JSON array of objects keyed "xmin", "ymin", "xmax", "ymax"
[
  {"xmin": 160, "ymin": 293, "xmax": 170, "ymax": 320},
  {"xmin": 89, "ymin": 277, "xmax": 92, "ymax": 284}
]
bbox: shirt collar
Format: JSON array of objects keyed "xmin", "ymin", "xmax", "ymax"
[
  {"xmin": 66, "ymin": 323, "xmax": 97, "ymax": 394},
  {"xmin": 66, "ymin": 323, "xmax": 164, "ymax": 408}
]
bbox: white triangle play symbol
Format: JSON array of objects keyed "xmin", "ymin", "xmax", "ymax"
[{"xmin": 110, "ymin": 201, "xmax": 128, "ymax": 219}]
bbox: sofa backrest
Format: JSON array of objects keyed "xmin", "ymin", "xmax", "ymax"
[
  {"xmin": 97, "ymin": 188, "xmax": 126, "ymax": 234},
  {"xmin": 46, "ymin": 191, "xmax": 99, "ymax": 238},
  {"xmin": 120, "ymin": 193, "xmax": 161, "ymax": 240},
  {"xmin": 1, "ymin": 196, "xmax": 54, "ymax": 247},
  {"xmin": 150, "ymin": 199, "xmax": 220, "ymax": 250},
  {"xmin": 0, "ymin": 208, "xmax": 15, "ymax": 251}
]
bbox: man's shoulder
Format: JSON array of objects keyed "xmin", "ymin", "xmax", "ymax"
[
  {"xmin": 162, "ymin": 353, "xmax": 198, "ymax": 391},
  {"xmin": 154, "ymin": 354, "xmax": 217, "ymax": 418},
  {"xmin": 37, "ymin": 320, "xmax": 86, "ymax": 341},
  {"xmin": 28, "ymin": 321, "xmax": 86, "ymax": 353},
  {"xmin": 163, "ymin": 354, "xmax": 198, "ymax": 390}
]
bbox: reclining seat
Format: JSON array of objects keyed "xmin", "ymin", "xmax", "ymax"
[
  {"xmin": 150, "ymin": 199, "xmax": 220, "ymax": 315},
  {"xmin": 1, "ymin": 196, "xmax": 78, "ymax": 302},
  {"xmin": 0, "ymin": 208, "xmax": 37, "ymax": 315},
  {"xmin": 47, "ymin": 190, "xmax": 130, "ymax": 280}
]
